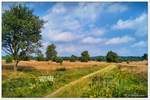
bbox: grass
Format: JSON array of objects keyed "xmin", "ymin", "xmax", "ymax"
[
  {"xmin": 2, "ymin": 65, "xmax": 105, "ymax": 97},
  {"xmin": 2, "ymin": 61, "xmax": 147, "ymax": 98},
  {"xmin": 50, "ymin": 65, "xmax": 147, "ymax": 98}
]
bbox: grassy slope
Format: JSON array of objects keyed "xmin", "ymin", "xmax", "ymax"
[
  {"xmin": 2, "ymin": 64, "xmax": 107, "ymax": 97},
  {"xmin": 49, "ymin": 64, "xmax": 147, "ymax": 98}
]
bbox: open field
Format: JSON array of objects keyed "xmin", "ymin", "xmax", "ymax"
[
  {"xmin": 2, "ymin": 60, "xmax": 108, "ymax": 71},
  {"xmin": 2, "ymin": 61, "xmax": 148, "ymax": 97}
]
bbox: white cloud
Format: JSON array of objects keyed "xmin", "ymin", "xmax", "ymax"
[
  {"xmin": 51, "ymin": 32, "xmax": 77, "ymax": 42},
  {"xmin": 73, "ymin": 3, "xmax": 103, "ymax": 22},
  {"xmin": 131, "ymin": 41, "xmax": 147, "ymax": 48},
  {"xmin": 105, "ymin": 35, "xmax": 135, "ymax": 45},
  {"xmin": 107, "ymin": 3, "xmax": 128, "ymax": 13},
  {"xmin": 112, "ymin": 13, "xmax": 147, "ymax": 36},
  {"xmin": 42, "ymin": 3, "xmax": 106, "ymax": 43},
  {"xmin": 90, "ymin": 28, "xmax": 106, "ymax": 36},
  {"xmin": 51, "ymin": 3, "xmax": 66, "ymax": 14},
  {"xmin": 81, "ymin": 37, "xmax": 104, "ymax": 44}
]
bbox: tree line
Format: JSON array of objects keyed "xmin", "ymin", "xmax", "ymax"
[{"xmin": 3, "ymin": 43, "xmax": 148, "ymax": 64}]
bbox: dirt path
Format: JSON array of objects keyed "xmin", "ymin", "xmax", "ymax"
[{"xmin": 45, "ymin": 64, "xmax": 117, "ymax": 97}]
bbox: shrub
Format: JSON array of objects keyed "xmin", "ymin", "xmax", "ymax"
[
  {"xmin": 55, "ymin": 57, "xmax": 63, "ymax": 65},
  {"xmin": 106, "ymin": 51, "xmax": 119, "ymax": 62},
  {"xmin": 70, "ymin": 55, "xmax": 77, "ymax": 62},
  {"xmin": 5, "ymin": 55, "xmax": 13, "ymax": 63},
  {"xmin": 56, "ymin": 67, "xmax": 66, "ymax": 71}
]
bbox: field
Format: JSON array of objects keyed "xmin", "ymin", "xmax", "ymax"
[{"xmin": 2, "ymin": 60, "xmax": 148, "ymax": 98}]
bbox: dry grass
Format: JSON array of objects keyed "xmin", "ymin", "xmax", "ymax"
[
  {"xmin": 117, "ymin": 60, "xmax": 147, "ymax": 74},
  {"xmin": 2, "ymin": 60, "xmax": 108, "ymax": 71},
  {"xmin": 2, "ymin": 60, "xmax": 147, "ymax": 76}
]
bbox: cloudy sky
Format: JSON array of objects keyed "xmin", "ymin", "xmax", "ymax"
[{"xmin": 2, "ymin": 2, "xmax": 148, "ymax": 56}]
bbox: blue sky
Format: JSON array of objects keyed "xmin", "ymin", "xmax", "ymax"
[{"xmin": 2, "ymin": 2, "xmax": 148, "ymax": 56}]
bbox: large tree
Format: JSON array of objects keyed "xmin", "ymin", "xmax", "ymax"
[
  {"xmin": 106, "ymin": 51, "xmax": 119, "ymax": 62},
  {"xmin": 80, "ymin": 51, "xmax": 90, "ymax": 62},
  {"xmin": 46, "ymin": 44, "xmax": 57, "ymax": 60},
  {"xmin": 2, "ymin": 4, "xmax": 44, "ymax": 71}
]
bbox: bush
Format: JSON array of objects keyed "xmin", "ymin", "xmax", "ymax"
[
  {"xmin": 56, "ymin": 67, "xmax": 66, "ymax": 71},
  {"xmin": 55, "ymin": 57, "xmax": 63, "ymax": 65},
  {"xmin": 106, "ymin": 51, "xmax": 119, "ymax": 62},
  {"xmin": 5, "ymin": 55, "xmax": 13, "ymax": 63},
  {"xmin": 70, "ymin": 55, "xmax": 77, "ymax": 62}
]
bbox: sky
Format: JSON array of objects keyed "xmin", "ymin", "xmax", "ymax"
[{"xmin": 2, "ymin": 2, "xmax": 148, "ymax": 56}]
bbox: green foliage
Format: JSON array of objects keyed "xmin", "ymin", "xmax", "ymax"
[
  {"xmin": 106, "ymin": 51, "xmax": 119, "ymax": 62},
  {"xmin": 46, "ymin": 44, "xmax": 57, "ymax": 61},
  {"xmin": 2, "ymin": 66, "xmax": 102, "ymax": 97},
  {"xmin": 80, "ymin": 51, "xmax": 90, "ymax": 62},
  {"xmin": 2, "ymin": 75, "xmax": 53, "ymax": 97},
  {"xmin": 70, "ymin": 55, "xmax": 77, "ymax": 62},
  {"xmin": 142, "ymin": 53, "xmax": 148, "ymax": 60},
  {"xmin": 55, "ymin": 57, "xmax": 63, "ymax": 65},
  {"xmin": 2, "ymin": 4, "xmax": 43, "ymax": 70},
  {"xmin": 36, "ymin": 52, "xmax": 45, "ymax": 61},
  {"xmin": 82, "ymin": 68, "xmax": 147, "ymax": 98},
  {"xmin": 95, "ymin": 56, "xmax": 106, "ymax": 61},
  {"xmin": 5, "ymin": 55, "xmax": 13, "ymax": 63}
]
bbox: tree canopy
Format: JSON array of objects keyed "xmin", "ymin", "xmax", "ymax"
[
  {"xmin": 2, "ymin": 4, "xmax": 44, "ymax": 71},
  {"xmin": 80, "ymin": 51, "xmax": 90, "ymax": 62},
  {"xmin": 106, "ymin": 51, "xmax": 119, "ymax": 62},
  {"xmin": 46, "ymin": 44, "xmax": 57, "ymax": 60}
]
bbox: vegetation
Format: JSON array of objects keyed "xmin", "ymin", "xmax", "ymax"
[
  {"xmin": 80, "ymin": 51, "xmax": 90, "ymax": 62},
  {"xmin": 2, "ymin": 4, "xmax": 44, "ymax": 71},
  {"xmin": 2, "ymin": 65, "xmax": 104, "ymax": 97},
  {"xmin": 5, "ymin": 55, "xmax": 13, "ymax": 63},
  {"xmin": 51, "ymin": 65, "xmax": 147, "ymax": 98},
  {"xmin": 46, "ymin": 44, "xmax": 57, "ymax": 61},
  {"xmin": 70, "ymin": 55, "xmax": 77, "ymax": 62},
  {"xmin": 55, "ymin": 57, "xmax": 63, "ymax": 65},
  {"xmin": 2, "ymin": 3, "xmax": 148, "ymax": 98},
  {"xmin": 82, "ymin": 68, "xmax": 147, "ymax": 97},
  {"xmin": 142, "ymin": 53, "xmax": 148, "ymax": 60},
  {"xmin": 106, "ymin": 51, "xmax": 119, "ymax": 62},
  {"xmin": 36, "ymin": 52, "xmax": 45, "ymax": 61}
]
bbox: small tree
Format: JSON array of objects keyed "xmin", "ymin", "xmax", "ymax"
[
  {"xmin": 46, "ymin": 44, "xmax": 57, "ymax": 61},
  {"xmin": 2, "ymin": 4, "xmax": 44, "ymax": 71},
  {"xmin": 106, "ymin": 51, "xmax": 119, "ymax": 62},
  {"xmin": 70, "ymin": 55, "xmax": 77, "ymax": 62},
  {"xmin": 80, "ymin": 51, "xmax": 90, "ymax": 62},
  {"xmin": 142, "ymin": 53, "xmax": 148, "ymax": 60}
]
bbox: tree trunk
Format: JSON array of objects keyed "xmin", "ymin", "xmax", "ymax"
[{"xmin": 14, "ymin": 60, "xmax": 19, "ymax": 72}]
